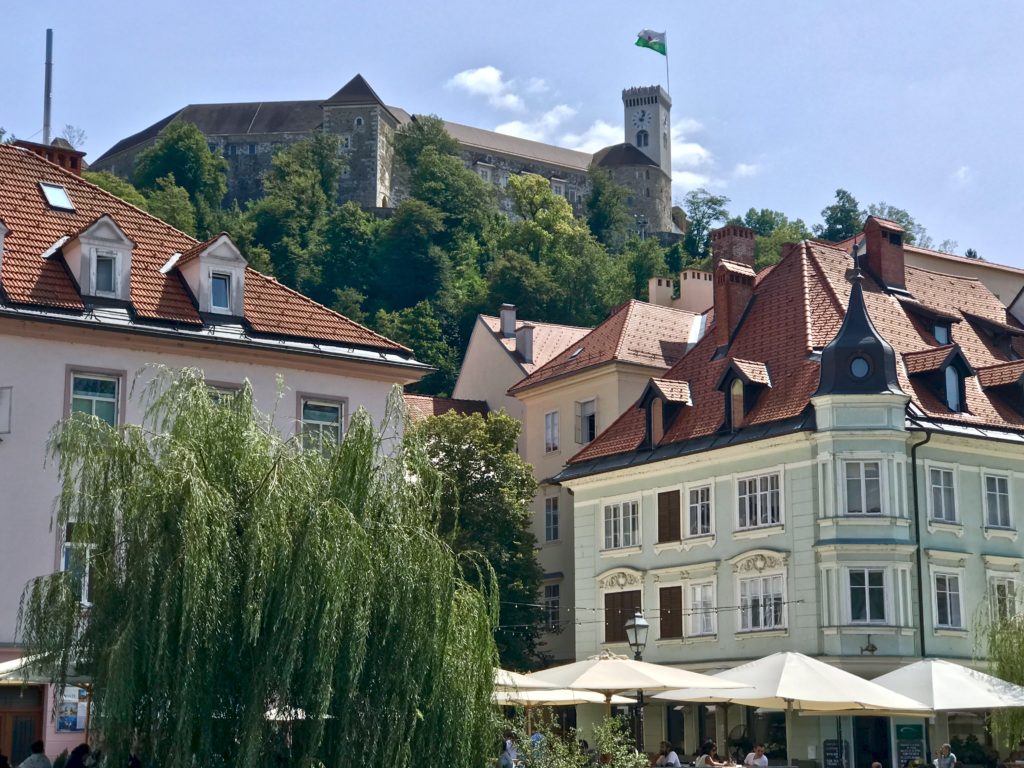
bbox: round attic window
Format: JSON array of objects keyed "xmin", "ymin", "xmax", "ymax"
[{"xmin": 849, "ymin": 356, "xmax": 871, "ymax": 380}]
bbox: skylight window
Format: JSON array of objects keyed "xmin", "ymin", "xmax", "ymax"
[
  {"xmin": 569, "ymin": 347, "xmax": 584, "ymax": 360},
  {"xmin": 40, "ymin": 182, "xmax": 74, "ymax": 212}
]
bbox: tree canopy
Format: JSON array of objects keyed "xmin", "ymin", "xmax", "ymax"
[
  {"xmin": 682, "ymin": 188, "xmax": 730, "ymax": 260},
  {"xmin": 19, "ymin": 369, "xmax": 497, "ymax": 768}
]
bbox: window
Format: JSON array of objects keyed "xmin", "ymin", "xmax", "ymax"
[
  {"xmin": 477, "ymin": 167, "xmax": 492, "ymax": 183},
  {"xmin": 934, "ymin": 573, "xmax": 963, "ymax": 629},
  {"xmin": 71, "ymin": 374, "xmax": 118, "ymax": 426},
  {"xmin": 544, "ymin": 584, "xmax": 560, "ymax": 629},
  {"xmin": 929, "ymin": 468, "xmax": 957, "ymax": 523},
  {"xmin": 991, "ymin": 577, "xmax": 1018, "ymax": 620},
  {"xmin": 934, "ymin": 323, "xmax": 951, "ymax": 344},
  {"xmin": 688, "ymin": 485, "xmax": 713, "ymax": 537},
  {"xmin": 604, "ymin": 589, "xmax": 641, "ymax": 643},
  {"xmin": 247, "ymin": 144, "xmax": 256, "ymax": 155},
  {"xmin": 729, "ymin": 379, "xmax": 744, "ymax": 432},
  {"xmin": 636, "ymin": 130, "xmax": 649, "ymax": 147},
  {"xmin": 355, "ymin": 117, "xmax": 364, "ymax": 127},
  {"xmin": 300, "ymin": 399, "xmax": 344, "ymax": 449},
  {"xmin": 603, "ymin": 500, "xmax": 640, "ymax": 550},
  {"xmin": 984, "ymin": 475, "xmax": 1011, "ymax": 528},
  {"xmin": 94, "ymin": 250, "xmax": 117, "ymax": 295},
  {"xmin": 40, "ymin": 182, "xmax": 74, "ymax": 211},
  {"xmin": 944, "ymin": 367, "xmax": 962, "ymax": 412},
  {"xmin": 227, "ymin": 144, "xmax": 237, "ymax": 156},
  {"xmin": 845, "ymin": 461, "xmax": 882, "ymax": 515},
  {"xmin": 739, "ymin": 574, "xmax": 785, "ymax": 631},
  {"xmin": 544, "ymin": 411, "xmax": 559, "ymax": 453},
  {"xmin": 551, "ymin": 181, "xmax": 564, "ymax": 196},
  {"xmin": 660, "ymin": 586, "xmax": 683, "ymax": 638},
  {"xmin": 657, "ymin": 489, "xmax": 681, "ymax": 543},
  {"xmin": 211, "ymin": 273, "xmax": 231, "ymax": 311},
  {"xmin": 737, "ymin": 473, "xmax": 781, "ymax": 529},
  {"xmin": 689, "ymin": 581, "xmax": 716, "ymax": 636},
  {"xmin": 544, "ymin": 497, "xmax": 559, "ymax": 542},
  {"xmin": 575, "ymin": 399, "xmax": 597, "ymax": 444},
  {"xmin": 849, "ymin": 568, "xmax": 887, "ymax": 623},
  {"xmin": 62, "ymin": 522, "xmax": 93, "ymax": 605},
  {"xmin": 339, "ymin": 135, "xmax": 351, "ymax": 149}
]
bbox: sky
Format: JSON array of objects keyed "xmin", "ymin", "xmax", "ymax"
[{"xmin": 4, "ymin": 1, "xmax": 1024, "ymax": 265}]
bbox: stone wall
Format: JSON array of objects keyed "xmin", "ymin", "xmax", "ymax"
[{"xmin": 606, "ymin": 164, "xmax": 674, "ymax": 234}]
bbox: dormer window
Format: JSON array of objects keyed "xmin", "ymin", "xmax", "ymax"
[
  {"xmin": 716, "ymin": 359, "xmax": 771, "ymax": 433},
  {"xmin": 58, "ymin": 215, "xmax": 134, "ymax": 301},
  {"xmin": 175, "ymin": 233, "xmax": 248, "ymax": 317},
  {"xmin": 729, "ymin": 379, "xmax": 744, "ymax": 431},
  {"xmin": 945, "ymin": 366, "xmax": 962, "ymax": 412},
  {"xmin": 211, "ymin": 272, "xmax": 231, "ymax": 312},
  {"xmin": 94, "ymin": 249, "xmax": 118, "ymax": 295},
  {"xmin": 903, "ymin": 345, "xmax": 974, "ymax": 415},
  {"xmin": 934, "ymin": 323, "xmax": 951, "ymax": 345},
  {"xmin": 639, "ymin": 378, "xmax": 691, "ymax": 449}
]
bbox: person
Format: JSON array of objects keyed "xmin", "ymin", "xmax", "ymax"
[
  {"xmin": 500, "ymin": 730, "xmax": 518, "ymax": 768},
  {"xmin": 17, "ymin": 742, "xmax": 50, "ymax": 768},
  {"xmin": 744, "ymin": 744, "xmax": 768, "ymax": 768},
  {"xmin": 696, "ymin": 741, "xmax": 730, "ymax": 768},
  {"xmin": 65, "ymin": 745, "xmax": 90, "ymax": 768},
  {"xmin": 872, "ymin": 762, "xmax": 882, "ymax": 768},
  {"xmin": 655, "ymin": 741, "xmax": 682, "ymax": 767},
  {"xmin": 934, "ymin": 744, "xmax": 957, "ymax": 768}
]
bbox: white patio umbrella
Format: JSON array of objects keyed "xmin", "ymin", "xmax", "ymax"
[
  {"xmin": 494, "ymin": 688, "xmax": 636, "ymax": 706},
  {"xmin": 872, "ymin": 659, "xmax": 1024, "ymax": 711},
  {"xmin": 0, "ymin": 654, "xmax": 91, "ymax": 687},
  {"xmin": 653, "ymin": 652, "xmax": 930, "ymax": 761},
  {"xmin": 495, "ymin": 667, "xmax": 560, "ymax": 692}
]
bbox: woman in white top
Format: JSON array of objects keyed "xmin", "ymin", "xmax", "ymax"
[
  {"xmin": 499, "ymin": 731, "xmax": 518, "ymax": 768},
  {"xmin": 696, "ymin": 741, "xmax": 730, "ymax": 768}
]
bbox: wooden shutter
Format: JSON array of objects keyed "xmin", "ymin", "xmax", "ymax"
[
  {"xmin": 574, "ymin": 401, "xmax": 583, "ymax": 444},
  {"xmin": 659, "ymin": 586, "xmax": 683, "ymax": 638},
  {"xmin": 657, "ymin": 489, "xmax": 681, "ymax": 543},
  {"xmin": 604, "ymin": 589, "xmax": 642, "ymax": 643}
]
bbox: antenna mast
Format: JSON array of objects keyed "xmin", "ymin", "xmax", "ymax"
[{"xmin": 43, "ymin": 29, "xmax": 53, "ymax": 145}]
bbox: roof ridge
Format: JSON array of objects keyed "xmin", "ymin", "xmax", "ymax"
[
  {"xmin": 805, "ymin": 242, "xmax": 846, "ymax": 350},
  {"xmin": 479, "ymin": 313, "xmax": 589, "ymax": 331},
  {"xmin": 611, "ymin": 300, "xmax": 637, "ymax": 361}
]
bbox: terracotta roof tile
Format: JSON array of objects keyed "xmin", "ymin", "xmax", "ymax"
[
  {"xmin": 649, "ymin": 378, "xmax": 691, "ymax": 404},
  {"xmin": 509, "ymin": 300, "xmax": 700, "ymax": 393},
  {"xmin": 480, "ymin": 315, "xmax": 589, "ymax": 374},
  {"xmin": 903, "ymin": 345, "xmax": 958, "ymax": 375},
  {"xmin": 977, "ymin": 360, "xmax": 1024, "ymax": 389},
  {"xmin": 731, "ymin": 359, "xmax": 771, "ymax": 386},
  {"xmin": 0, "ymin": 144, "xmax": 408, "ymax": 352},
  {"xmin": 403, "ymin": 394, "xmax": 489, "ymax": 422},
  {"xmin": 176, "ymin": 233, "xmax": 223, "ymax": 266}
]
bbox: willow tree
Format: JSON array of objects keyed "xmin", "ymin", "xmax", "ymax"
[
  {"xmin": 978, "ymin": 607, "xmax": 1024, "ymax": 747},
  {"xmin": 18, "ymin": 369, "xmax": 498, "ymax": 768}
]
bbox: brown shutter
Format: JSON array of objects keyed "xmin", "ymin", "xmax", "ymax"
[
  {"xmin": 604, "ymin": 589, "xmax": 642, "ymax": 643},
  {"xmin": 659, "ymin": 586, "xmax": 683, "ymax": 638},
  {"xmin": 657, "ymin": 490, "xmax": 681, "ymax": 543}
]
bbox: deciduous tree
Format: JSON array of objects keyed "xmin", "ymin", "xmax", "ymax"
[
  {"xmin": 682, "ymin": 188, "xmax": 730, "ymax": 259},
  {"xmin": 813, "ymin": 188, "xmax": 862, "ymax": 242}
]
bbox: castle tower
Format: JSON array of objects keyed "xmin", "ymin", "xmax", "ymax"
[{"xmin": 622, "ymin": 85, "xmax": 672, "ymax": 179}]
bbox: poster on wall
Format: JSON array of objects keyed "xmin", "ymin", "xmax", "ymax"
[{"xmin": 56, "ymin": 687, "xmax": 90, "ymax": 732}]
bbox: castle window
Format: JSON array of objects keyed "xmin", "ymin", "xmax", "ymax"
[
  {"xmin": 227, "ymin": 144, "xmax": 236, "ymax": 156},
  {"xmin": 248, "ymin": 144, "xmax": 256, "ymax": 155},
  {"xmin": 645, "ymin": 169, "xmax": 650, "ymax": 179},
  {"xmin": 636, "ymin": 130, "xmax": 649, "ymax": 147},
  {"xmin": 340, "ymin": 135, "xmax": 351, "ymax": 149},
  {"xmin": 355, "ymin": 117, "xmax": 364, "ymax": 127}
]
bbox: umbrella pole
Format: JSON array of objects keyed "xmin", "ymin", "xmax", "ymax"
[
  {"xmin": 785, "ymin": 700, "xmax": 794, "ymax": 768},
  {"xmin": 606, "ymin": 692, "xmax": 612, "ymax": 719},
  {"xmin": 84, "ymin": 684, "xmax": 93, "ymax": 745}
]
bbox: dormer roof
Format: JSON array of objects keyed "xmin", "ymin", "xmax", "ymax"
[
  {"xmin": 976, "ymin": 360, "xmax": 1024, "ymax": 390},
  {"xmin": 902, "ymin": 344, "xmax": 974, "ymax": 377},
  {"xmin": 717, "ymin": 358, "xmax": 771, "ymax": 390},
  {"xmin": 67, "ymin": 213, "xmax": 136, "ymax": 248},
  {"xmin": 643, "ymin": 378, "xmax": 692, "ymax": 405}
]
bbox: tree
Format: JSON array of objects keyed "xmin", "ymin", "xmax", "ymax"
[
  {"xmin": 409, "ymin": 410, "xmax": 544, "ymax": 669},
  {"xmin": 977, "ymin": 604, "xmax": 1024, "ymax": 746},
  {"xmin": 585, "ymin": 167, "xmax": 632, "ymax": 251},
  {"xmin": 59, "ymin": 124, "xmax": 87, "ymax": 149},
  {"xmin": 83, "ymin": 171, "xmax": 149, "ymax": 210},
  {"xmin": 965, "ymin": 248, "xmax": 981, "ymax": 260},
  {"xmin": 410, "ymin": 146, "xmax": 496, "ymax": 241},
  {"xmin": 377, "ymin": 199, "xmax": 449, "ymax": 310},
  {"xmin": 144, "ymin": 174, "xmax": 197, "ymax": 235},
  {"xmin": 622, "ymin": 236, "xmax": 668, "ymax": 299},
  {"xmin": 682, "ymin": 188, "xmax": 730, "ymax": 260},
  {"xmin": 753, "ymin": 218, "xmax": 811, "ymax": 268},
  {"xmin": 393, "ymin": 115, "xmax": 462, "ymax": 171},
  {"xmin": 737, "ymin": 207, "xmax": 790, "ymax": 237},
  {"xmin": 936, "ymin": 239, "xmax": 959, "ymax": 255},
  {"xmin": 813, "ymin": 188, "xmax": 863, "ymax": 242},
  {"xmin": 864, "ymin": 202, "xmax": 928, "ymax": 246},
  {"xmin": 374, "ymin": 301, "xmax": 459, "ymax": 395},
  {"xmin": 18, "ymin": 369, "xmax": 498, "ymax": 768}
]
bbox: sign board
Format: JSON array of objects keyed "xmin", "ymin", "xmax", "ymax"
[
  {"xmin": 897, "ymin": 725, "xmax": 925, "ymax": 740},
  {"xmin": 824, "ymin": 739, "xmax": 849, "ymax": 768},
  {"xmin": 0, "ymin": 386, "xmax": 10, "ymax": 434},
  {"xmin": 56, "ymin": 687, "xmax": 89, "ymax": 732},
  {"xmin": 898, "ymin": 741, "xmax": 926, "ymax": 767}
]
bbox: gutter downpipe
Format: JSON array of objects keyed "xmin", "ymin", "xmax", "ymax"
[{"xmin": 908, "ymin": 412, "xmax": 934, "ymax": 762}]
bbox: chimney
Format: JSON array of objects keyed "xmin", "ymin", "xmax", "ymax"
[
  {"xmin": 647, "ymin": 276, "xmax": 675, "ymax": 307},
  {"xmin": 14, "ymin": 139, "xmax": 86, "ymax": 177},
  {"xmin": 500, "ymin": 303, "xmax": 517, "ymax": 338},
  {"xmin": 677, "ymin": 268, "xmax": 714, "ymax": 313},
  {"xmin": 711, "ymin": 225, "xmax": 755, "ymax": 269},
  {"xmin": 863, "ymin": 216, "xmax": 906, "ymax": 291},
  {"xmin": 516, "ymin": 323, "xmax": 535, "ymax": 364},
  {"xmin": 712, "ymin": 259, "xmax": 755, "ymax": 349}
]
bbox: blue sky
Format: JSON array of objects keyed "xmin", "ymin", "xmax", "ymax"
[{"xmin": 4, "ymin": 1, "xmax": 1023, "ymax": 264}]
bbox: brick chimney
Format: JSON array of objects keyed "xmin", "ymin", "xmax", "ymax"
[
  {"xmin": 499, "ymin": 303, "xmax": 517, "ymax": 338},
  {"xmin": 863, "ymin": 216, "xmax": 906, "ymax": 291},
  {"xmin": 712, "ymin": 225, "xmax": 755, "ymax": 269},
  {"xmin": 14, "ymin": 139, "xmax": 85, "ymax": 177},
  {"xmin": 516, "ymin": 323, "xmax": 535, "ymax": 364},
  {"xmin": 713, "ymin": 260, "xmax": 755, "ymax": 349}
]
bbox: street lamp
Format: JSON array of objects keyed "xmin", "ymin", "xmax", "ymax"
[{"xmin": 624, "ymin": 610, "xmax": 650, "ymax": 753}]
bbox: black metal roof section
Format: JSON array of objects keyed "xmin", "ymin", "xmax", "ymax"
[
  {"xmin": 814, "ymin": 267, "xmax": 903, "ymax": 397},
  {"xmin": 323, "ymin": 74, "xmax": 386, "ymax": 105},
  {"xmin": 592, "ymin": 143, "xmax": 659, "ymax": 169}
]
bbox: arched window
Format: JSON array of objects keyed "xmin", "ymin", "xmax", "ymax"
[
  {"xmin": 730, "ymin": 379, "xmax": 745, "ymax": 431},
  {"xmin": 636, "ymin": 130, "xmax": 649, "ymax": 147},
  {"xmin": 651, "ymin": 398, "xmax": 664, "ymax": 444},
  {"xmin": 355, "ymin": 117, "xmax": 364, "ymax": 127},
  {"xmin": 944, "ymin": 366, "xmax": 961, "ymax": 412}
]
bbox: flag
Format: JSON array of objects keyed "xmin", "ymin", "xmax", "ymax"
[{"xmin": 635, "ymin": 29, "xmax": 667, "ymax": 56}]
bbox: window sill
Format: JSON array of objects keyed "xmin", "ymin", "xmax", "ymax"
[
  {"xmin": 600, "ymin": 545, "xmax": 642, "ymax": 558},
  {"xmin": 735, "ymin": 628, "xmax": 788, "ymax": 640},
  {"xmin": 933, "ymin": 627, "xmax": 968, "ymax": 637},
  {"xmin": 656, "ymin": 634, "xmax": 718, "ymax": 647},
  {"xmin": 983, "ymin": 527, "xmax": 1018, "ymax": 542},
  {"xmin": 543, "ymin": 538, "xmax": 563, "ymax": 546},
  {"xmin": 653, "ymin": 535, "xmax": 716, "ymax": 554},
  {"xmin": 927, "ymin": 520, "xmax": 963, "ymax": 537},
  {"xmin": 734, "ymin": 524, "xmax": 785, "ymax": 540},
  {"xmin": 819, "ymin": 516, "xmax": 910, "ymax": 527}
]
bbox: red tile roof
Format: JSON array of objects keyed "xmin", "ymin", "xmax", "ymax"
[
  {"xmin": 403, "ymin": 394, "xmax": 489, "ymax": 422},
  {"xmin": 480, "ymin": 315, "xmax": 589, "ymax": 374},
  {"xmin": 0, "ymin": 144, "xmax": 408, "ymax": 352},
  {"xmin": 903, "ymin": 345, "xmax": 958, "ymax": 375},
  {"xmin": 508, "ymin": 300, "xmax": 701, "ymax": 394},
  {"xmin": 648, "ymin": 378, "xmax": 691, "ymax": 404},
  {"xmin": 570, "ymin": 239, "xmax": 1024, "ymax": 465},
  {"xmin": 977, "ymin": 360, "xmax": 1024, "ymax": 389},
  {"xmin": 731, "ymin": 359, "xmax": 772, "ymax": 386}
]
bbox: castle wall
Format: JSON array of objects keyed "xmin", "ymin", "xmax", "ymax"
[{"xmin": 607, "ymin": 164, "xmax": 674, "ymax": 234}]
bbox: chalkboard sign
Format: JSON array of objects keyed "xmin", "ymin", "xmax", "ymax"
[
  {"xmin": 898, "ymin": 741, "xmax": 925, "ymax": 768},
  {"xmin": 824, "ymin": 739, "xmax": 849, "ymax": 768}
]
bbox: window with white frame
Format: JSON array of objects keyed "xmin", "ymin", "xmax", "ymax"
[
  {"xmin": 934, "ymin": 572, "xmax": 964, "ymax": 629},
  {"xmin": 544, "ymin": 497, "xmax": 559, "ymax": 542},
  {"xmin": 477, "ymin": 167, "xmax": 492, "ymax": 183},
  {"xmin": 603, "ymin": 500, "xmax": 640, "ymax": 550},
  {"xmin": 550, "ymin": 181, "xmax": 565, "ymax": 196},
  {"xmin": 929, "ymin": 468, "xmax": 957, "ymax": 523},
  {"xmin": 544, "ymin": 584, "xmax": 560, "ymax": 629},
  {"xmin": 990, "ymin": 576, "xmax": 1018, "ymax": 620},
  {"xmin": 211, "ymin": 272, "xmax": 231, "ymax": 312},
  {"xmin": 544, "ymin": 410, "xmax": 559, "ymax": 453},
  {"xmin": 845, "ymin": 460, "xmax": 882, "ymax": 515},
  {"xmin": 737, "ymin": 473, "xmax": 781, "ymax": 529},
  {"xmin": 62, "ymin": 522, "xmax": 93, "ymax": 606},
  {"xmin": 575, "ymin": 399, "xmax": 597, "ymax": 444},
  {"xmin": 739, "ymin": 573, "xmax": 786, "ymax": 631},
  {"xmin": 849, "ymin": 568, "xmax": 887, "ymax": 624},
  {"xmin": 688, "ymin": 485, "xmax": 713, "ymax": 537},
  {"xmin": 984, "ymin": 475, "xmax": 1011, "ymax": 528},
  {"xmin": 300, "ymin": 399, "xmax": 344, "ymax": 449},
  {"xmin": 70, "ymin": 373, "xmax": 119, "ymax": 426},
  {"xmin": 689, "ymin": 581, "xmax": 716, "ymax": 636},
  {"xmin": 93, "ymin": 248, "xmax": 118, "ymax": 295}
]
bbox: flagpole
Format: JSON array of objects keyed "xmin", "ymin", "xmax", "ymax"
[{"xmin": 665, "ymin": 50, "xmax": 670, "ymax": 95}]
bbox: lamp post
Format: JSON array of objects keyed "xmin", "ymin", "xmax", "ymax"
[{"xmin": 624, "ymin": 610, "xmax": 650, "ymax": 753}]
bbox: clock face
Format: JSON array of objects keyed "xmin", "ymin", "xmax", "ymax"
[{"xmin": 632, "ymin": 109, "xmax": 652, "ymax": 128}]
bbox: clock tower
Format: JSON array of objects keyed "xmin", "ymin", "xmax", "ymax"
[{"xmin": 622, "ymin": 85, "xmax": 672, "ymax": 179}]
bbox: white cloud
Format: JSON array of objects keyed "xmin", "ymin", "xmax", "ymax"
[
  {"xmin": 525, "ymin": 77, "xmax": 549, "ymax": 95},
  {"xmin": 672, "ymin": 171, "xmax": 713, "ymax": 193},
  {"xmin": 446, "ymin": 66, "xmax": 524, "ymax": 111},
  {"xmin": 950, "ymin": 165, "xmax": 971, "ymax": 185},
  {"xmin": 561, "ymin": 120, "xmax": 621, "ymax": 153},
  {"xmin": 733, "ymin": 162, "xmax": 761, "ymax": 178},
  {"xmin": 673, "ymin": 117, "xmax": 704, "ymax": 134},
  {"xmin": 497, "ymin": 104, "xmax": 577, "ymax": 143}
]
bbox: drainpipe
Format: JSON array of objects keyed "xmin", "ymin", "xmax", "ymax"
[{"xmin": 908, "ymin": 413, "xmax": 933, "ymax": 765}]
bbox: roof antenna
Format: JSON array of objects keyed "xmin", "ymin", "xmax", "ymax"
[
  {"xmin": 851, "ymin": 237, "xmax": 866, "ymax": 278},
  {"xmin": 43, "ymin": 29, "xmax": 54, "ymax": 145}
]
